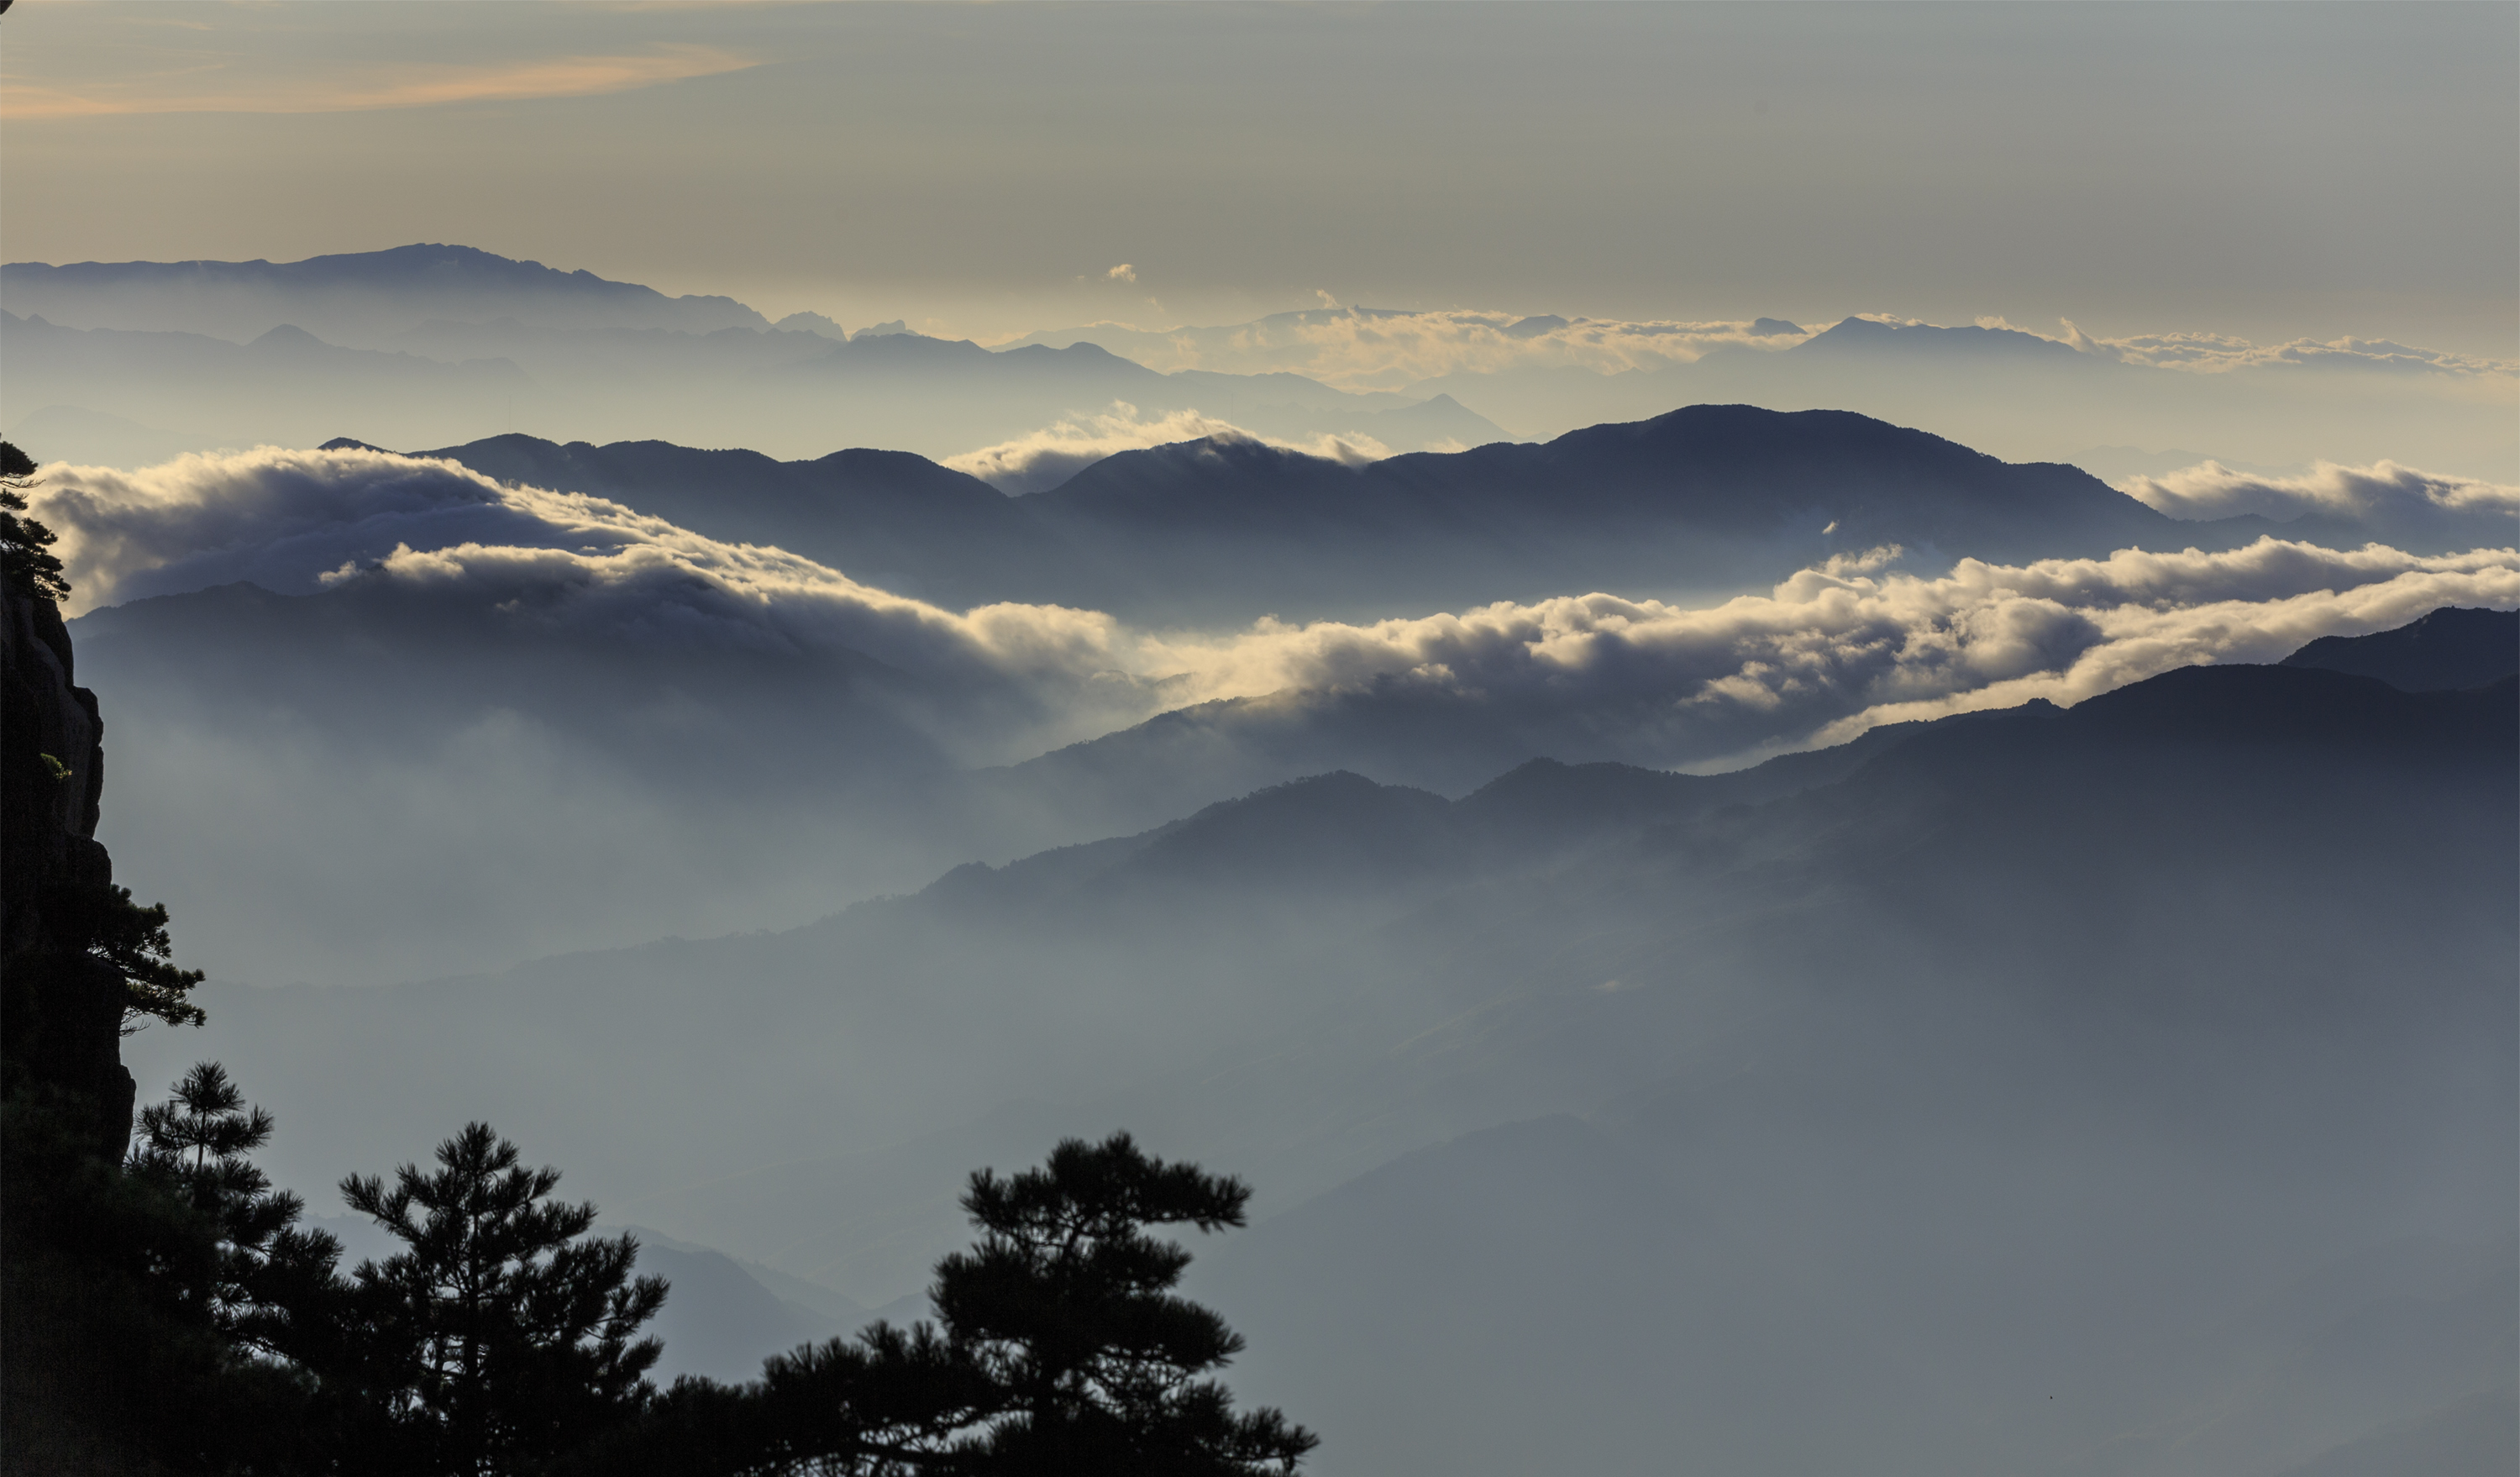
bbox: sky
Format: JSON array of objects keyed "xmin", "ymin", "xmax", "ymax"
[{"xmin": 3, "ymin": 2, "xmax": 2514, "ymax": 351}]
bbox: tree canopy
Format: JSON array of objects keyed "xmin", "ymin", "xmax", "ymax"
[
  {"xmin": 935, "ymin": 1132, "xmax": 1316, "ymax": 1474},
  {"xmin": 339, "ymin": 1122, "xmax": 670, "ymax": 1475},
  {"xmin": 0, "ymin": 439, "xmax": 69, "ymax": 604}
]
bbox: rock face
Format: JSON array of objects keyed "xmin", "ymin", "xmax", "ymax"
[{"xmin": 2, "ymin": 586, "xmax": 134, "ymax": 1154}]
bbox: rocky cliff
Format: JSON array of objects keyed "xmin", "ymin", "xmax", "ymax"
[{"xmin": 2, "ymin": 583, "xmax": 137, "ymax": 1154}]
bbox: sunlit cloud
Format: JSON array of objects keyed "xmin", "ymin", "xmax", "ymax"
[
  {"xmin": 31, "ymin": 445, "xmax": 1146, "ymax": 763},
  {"xmin": 34, "ymin": 448, "xmax": 2517, "ymax": 777},
  {"xmin": 2118, "ymin": 459, "xmax": 2520, "ymax": 523},
  {"xmin": 1124, "ymin": 539, "xmax": 2520, "ymax": 769},
  {"xmin": 942, "ymin": 403, "xmax": 1388, "ymax": 496},
  {"xmin": 1, "ymin": 44, "xmax": 757, "ymax": 120}
]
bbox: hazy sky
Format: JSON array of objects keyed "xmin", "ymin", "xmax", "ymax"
[{"xmin": 3, "ymin": 2, "xmax": 2514, "ymax": 350}]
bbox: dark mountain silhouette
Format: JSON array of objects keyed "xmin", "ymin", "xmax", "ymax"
[
  {"xmin": 397, "ymin": 406, "xmax": 2221, "ymax": 626},
  {"xmin": 393, "ymin": 434, "xmax": 1075, "ymax": 608},
  {"xmin": 2281, "ymin": 606, "xmax": 2517, "ymax": 691},
  {"xmin": 1037, "ymin": 402, "xmax": 2172, "ymax": 549},
  {"xmin": 1010, "ymin": 403, "xmax": 2213, "ymax": 620}
]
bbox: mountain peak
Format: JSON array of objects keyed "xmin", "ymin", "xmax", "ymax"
[
  {"xmin": 1793, "ymin": 315, "xmax": 2087, "ymax": 362},
  {"xmin": 249, "ymin": 323, "xmax": 329, "ymax": 349}
]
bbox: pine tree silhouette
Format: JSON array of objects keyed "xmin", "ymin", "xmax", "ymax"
[
  {"xmin": 125, "ymin": 1061, "xmax": 344, "ymax": 1353},
  {"xmin": 933, "ymin": 1132, "xmax": 1316, "ymax": 1475},
  {"xmin": 341, "ymin": 1122, "xmax": 669, "ymax": 1475}
]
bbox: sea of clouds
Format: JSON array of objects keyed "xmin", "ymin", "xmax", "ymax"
[{"xmin": 34, "ymin": 447, "xmax": 2520, "ymax": 771}]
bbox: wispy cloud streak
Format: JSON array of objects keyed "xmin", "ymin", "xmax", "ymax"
[{"xmin": 3, "ymin": 45, "xmax": 756, "ymax": 119}]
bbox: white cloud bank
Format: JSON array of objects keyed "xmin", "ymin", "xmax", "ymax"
[
  {"xmin": 33, "ymin": 447, "xmax": 1152, "ymax": 760},
  {"xmin": 34, "ymin": 449, "xmax": 2519, "ymax": 775},
  {"xmin": 942, "ymin": 402, "xmax": 1389, "ymax": 496},
  {"xmin": 2115, "ymin": 459, "xmax": 2520, "ymax": 524},
  {"xmin": 1134, "ymin": 540, "xmax": 2520, "ymax": 767}
]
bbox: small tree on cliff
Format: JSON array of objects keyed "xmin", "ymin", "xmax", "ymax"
[
  {"xmin": 340, "ymin": 1122, "xmax": 669, "ymax": 1476},
  {"xmin": 0, "ymin": 439, "xmax": 69, "ymax": 603},
  {"xmin": 0, "ymin": 438, "xmax": 200, "ymax": 1033}
]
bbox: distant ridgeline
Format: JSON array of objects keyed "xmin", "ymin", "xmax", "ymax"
[
  {"xmin": 396, "ymin": 405, "xmax": 2276, "ymax": 624},
  {"xmin": 0, "ymin": 244, "xmax": 780, "ymax": 340},
  {"xmin": 0, "ymin": 244, "xmax": 1506, "ymax": 465}
]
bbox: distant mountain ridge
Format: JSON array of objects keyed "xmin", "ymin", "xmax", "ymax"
[
  {"xmin": 1, "ymin": 244, "xmax": 772, "ymax": 343},
  {"xmin": 389, "ymin": 434, "xmax": 1068, "ymax": 610},
  {"xmin": 1032, "ymin": 402, "xmax": 2164, "ymax": 544},
  {"xmin": 404, "ymin": 404, "xmax": 2214, "ymax": 625},
  {"xmin": 0, "ymin": 244, "xmax": 1506, "ymax": 462}
]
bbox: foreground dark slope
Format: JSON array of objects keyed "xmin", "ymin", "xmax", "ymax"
[
  {"xmin": 150, "ymin": 654, "xmax": 2517, "ymax": 1477},
  {"xmin": 407, "ymin": 405, "xmax": 2231, "ymax": 625}
]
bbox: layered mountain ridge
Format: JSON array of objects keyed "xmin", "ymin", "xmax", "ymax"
[
  {"xmin": 143, "ymin": 623, "xmax": 2518, "ymax": 1477},
  {"xmin": 401, "ymin": 404, "xmax": 2216, "ymax": 623}
]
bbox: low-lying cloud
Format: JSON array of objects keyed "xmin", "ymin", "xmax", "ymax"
[
  {"xmin": 2114, "ymin": 459, "xmax": 2520, "ymax": 524},
  {"xmin": 35, "ymin": 448, "xmax": 2520, "ymax": 780},
  {"xmin": 942, "ymin": 402, "xmax": 1389, "ymax": 496},
  {"xmin": 33, "ymin": 447, "xmax": 1152, "ymax": 761},
  {"xmin": 1130, "ymin": 540, "xmax": 2520, "ymax": 768}
]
